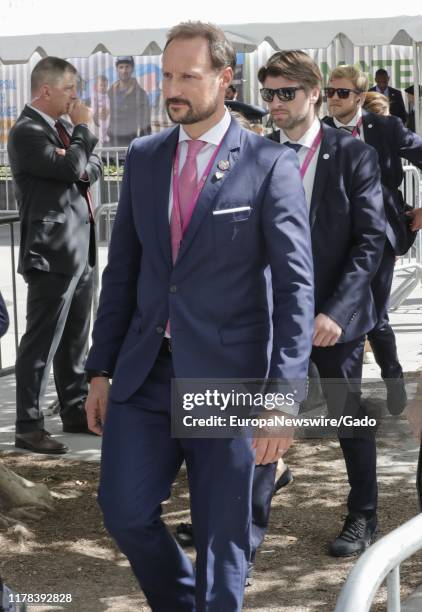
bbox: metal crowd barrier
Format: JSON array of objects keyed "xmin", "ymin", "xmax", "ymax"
[
  {"xmin": 0, "ymin": 214, "xmax": 20, "ymax": 377},
  {"xmin": 335, "ymin": 513, "xmax": 422, "ymax": 612},
  {"xmin": 390, "ymin": 165, "xmax": 422, "ymax": 310}
]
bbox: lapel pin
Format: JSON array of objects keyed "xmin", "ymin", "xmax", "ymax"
[
  {"xmin": 323, "ymin": 153, "xmax": 330, "ymax": 160},
  {"xmin": 368, "ymin": 124, "xmax": 373, "ymax": 128},
  {"xmin": 214, "ymin": 171, "xmax": 224, "ymax": 180},
  {"xmin": 217, "ymin": 160, "xmax": 230, "ymax": 171}
]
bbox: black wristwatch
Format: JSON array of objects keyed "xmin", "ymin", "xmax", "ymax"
[{"xmin": 86, "ymin": 370, "xmax": 111, "ymax": 382}]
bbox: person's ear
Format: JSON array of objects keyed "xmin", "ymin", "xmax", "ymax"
[
  {"xmin": 309, "ymin": 87, "xmax": 320, "ymax": 106},
  {"xmin": 221, "ymin": 67, "xmax": 233, "ymax": 90}
]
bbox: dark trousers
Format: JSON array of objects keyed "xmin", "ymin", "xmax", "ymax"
[
  {"xmin": 15, "ymin": 263, "xmax": 93, "ymax": 433},
  {"xmin": 99, "ymin": 347, "xmax": 255, "ymax": 612},
  {"xmin": 250, "ymin": 337, "xmax": 377, "ymax": 563},
  {"xmin": 311, "ymin": 337, "xmax": 377, "ymax": 515},
  {"xmin": 367, "ymin": 242, "xmax": 403, "ymax": 379}
]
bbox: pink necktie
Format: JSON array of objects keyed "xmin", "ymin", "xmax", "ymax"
[{"xmin": 170, "ymin": 139, "xmax": 206, "ymax": 263}]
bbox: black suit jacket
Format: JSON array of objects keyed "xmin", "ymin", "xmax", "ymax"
[
  {"xmin": 268, "ymin": 123, "xmax": 385, "ymax": 341},
  {"xmin": 324, "ymin": 110, "xmax": 422, "ymax": 254},
  {"xmin": 369, "ymin": 86, "xmax": 408, "ymax": 124},
  {"xmin": 8, "ymin": 105, "xmax": 102, "ymax": 275}
]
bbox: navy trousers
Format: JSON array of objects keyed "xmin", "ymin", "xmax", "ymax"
[
  {"xmin": 367, "ymin": 242, "xmax": 403, "ymax": 379},
  {"xmin": 98, "ymin": 344, "xmax": 255, "ymax": 612},
  {"xmin": 250, "ymin": 337, "xmax": 377, "ymax": 563}
]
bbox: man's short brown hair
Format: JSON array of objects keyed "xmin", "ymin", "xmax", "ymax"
[
  {"xmin": 31, "ymin": 57, "xmax": 77, "ymax": 94},
  {"xmin": 165, "ymin": 21, "xmax": 236, "ymax": 71},
  {"xmin": 258, "ymin": 50, "xmax": 323, "ymax": 111}
]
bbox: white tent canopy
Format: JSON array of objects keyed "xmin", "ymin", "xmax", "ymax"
[{"xmin": 1, "ymin": 16, "xmax": 422, "ymax": 63}]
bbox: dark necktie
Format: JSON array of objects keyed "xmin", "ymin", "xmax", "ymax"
[
  {"xmin": 284, "ymin": 141, "xmax": 302, "ymax": 153},
  {"xmin": 340, "ymin": 125, "xmax": 358, "ymax": 135},
  {"xmin": 55, "ymin": 120, "xmax": 94, "ymax": 223}
]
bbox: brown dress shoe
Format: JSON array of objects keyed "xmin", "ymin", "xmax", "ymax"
[{"xmin": 15, "ymin": 430, "xmax": 69, "ymax": 454}]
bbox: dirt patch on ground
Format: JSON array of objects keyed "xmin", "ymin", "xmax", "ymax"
[{"xmin": 1, "ymin": 432, "xmax": 421, "ymax": 611}]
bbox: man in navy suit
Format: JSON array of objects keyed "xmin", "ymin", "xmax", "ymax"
[
  {"xmin": 84, "ymin": 22, "xmax": 314, "ymax": 611},
  {"xmin": 256, "ymin": 50, "xmax": 385, "ymax": 558},
  {"xmin": 324, "ymin": 65, "xmax": 422, "ymax": 416},
  {"xmin": 369, "ymin": 68, "xmax": 407, "ymax": 124}
]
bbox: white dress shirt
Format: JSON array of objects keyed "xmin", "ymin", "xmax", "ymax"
[
  {"xmin": 168, "ymin": 109, "xmax": 232, "ymax": 219},
  {"xmin": 333, "ymin": 108, "xmax": 365, "ymax": 142},
  {"xmin": 27, "ymin": 104, "xmax": 57, "ymax": 130},
  {"xmin": 279, "ymin": 117, "xmax": 322, "ymax": 209}
]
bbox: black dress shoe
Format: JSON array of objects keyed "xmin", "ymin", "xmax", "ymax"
[
  {"xmin": 175, "ymin": 523, "xmax": 194, "ymax": 548},
  {"xmin": 274, "ymin": 466, "xmax": 293, "ymax": 494},
  {"xmin": 15, "ymin": 430, "xmax": 69, "ymax": 455},
  {"xmin": 329, "ymin": 513, "xmax": 377, "ymax": 557},
  {"xmin": 386, "ymin": 377, "xmax": 407, "ymax": 416}
]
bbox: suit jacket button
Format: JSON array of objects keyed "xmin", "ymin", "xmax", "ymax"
[
  {"xmin": 170, "ymin": 285, "xmax": 177, "ymax": 293},
  {"xmin": 156, "ymin": 325, "xmax": 164, "ymax": 334}
]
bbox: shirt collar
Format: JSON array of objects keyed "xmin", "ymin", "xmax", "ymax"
[
  {"xmin": 333, "ymin": 107, "xmax": 362, "ymax": 129},
  {"xmin": 178, "ymin": 109, "xmax": 231, "ymax": 146},
  {"xmin": 375, "ymin": 85, "xmax": 389, "ymax": 96},
  {"xmin": 27, "ymin": 104, "xmax": 57, "ymax": 129},
  {"xmin": 279, "ymin": 116, "xmax": 321, "ymax": 148}
]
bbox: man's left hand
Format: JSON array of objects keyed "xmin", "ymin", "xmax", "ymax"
[
  {"xmin": 313, "ymin": 313, "xmax": 342, "ymax": 347},
  {"xmin": 252, "ymin": 410, "xmax": 294, "ymax": 464},
  {"xmin": 252, "ymin": 435, "xmax": 294, "ymax": 464},
  {"xmin": 406, "ymin": 208, "xmax": 422, "ymax": 232}
]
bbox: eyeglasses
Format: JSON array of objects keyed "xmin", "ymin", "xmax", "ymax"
[
  {"xmin": 260, "ymin": 86, "xmax": 305, "ymax": 102},
  {"xmin": 324, "ymin": 87, "xmax": 363, "ymax": 99}
]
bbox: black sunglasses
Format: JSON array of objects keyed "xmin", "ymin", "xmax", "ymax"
[
  {"xmin": 324, "ymin": 87, "xmax": 363, "ymax": 99},
  {"xmin": 260, "ymin": 86, "xmax": 305, "ymax": 102}
]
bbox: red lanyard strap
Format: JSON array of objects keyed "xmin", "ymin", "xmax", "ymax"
[{"xmin": 300, "ymin": 128, "xmax": 323, "ymax": 179}]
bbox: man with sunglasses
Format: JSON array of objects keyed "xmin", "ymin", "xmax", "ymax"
[
  {"xmin": 324, "ymin": 65, "xmax": 422, "ymax": 418},
  {"xmin": 256, "ymin": 50, "xmax": 386, "ymax": 557}
]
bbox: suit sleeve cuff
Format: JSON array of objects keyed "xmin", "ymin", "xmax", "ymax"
[{"xmin": 86, "ymin": 369, "xmax": 111, "ymax": 382}]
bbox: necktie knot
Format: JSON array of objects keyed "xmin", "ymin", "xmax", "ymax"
[
  {"xmin": 284, "ymin": 141, "xmax": 302, "ymax": 153},
  {"xmin": 340, "ymin": 125, "xmax": 356, "ymax": 134},
  {"xmin": 185, "ymin": 139, "xmax": 206, "ymax": 158}
]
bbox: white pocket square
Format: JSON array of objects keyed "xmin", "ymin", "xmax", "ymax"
[{"xmin": 212, "ymin": 206, "xmax": 252, "ymax": 216}]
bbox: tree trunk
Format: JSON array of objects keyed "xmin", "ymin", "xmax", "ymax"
[{"xmin": 0, "ymin": 462, "xmax": 54, "ymax": 524}]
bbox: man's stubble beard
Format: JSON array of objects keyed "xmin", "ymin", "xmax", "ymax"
[
  {"xmin": 166, "ymin": 95, "xmax": 219, "ymax": 125},
  {"xmin": 273, "ymin": 111, "xmax": 308, "ymax": 131}
]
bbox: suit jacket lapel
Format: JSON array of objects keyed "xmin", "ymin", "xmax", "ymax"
[
  {"xmin": 309, "ymin": 123, "xmax": 336, "ymax": 230},
  {"xmin": 22, "ymin": 105, "xmax": 63, "ymax": 147},
  {"xmin": 361, "ymin": 110, "xmax": 378, "ymax": 148},
  {"xmin": 176, "ymin": 118, "xmax": 242, "ymax": 264},
  {"xmin": 153, "ymin": 126, "xmax": 179, "ymax": 271}
]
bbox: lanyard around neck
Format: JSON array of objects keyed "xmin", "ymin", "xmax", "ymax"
[{"xmin": 299, "ymin": 128, "xmax": 323, "ymax": 179}]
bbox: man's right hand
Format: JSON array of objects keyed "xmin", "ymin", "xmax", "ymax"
[
  {"xmin": 85, "ymin": 377, "xmax": 110, "ymax": 435},
  {"xmin": 69, "ymin": 100, "xmax": 93, "ymax": 127}
]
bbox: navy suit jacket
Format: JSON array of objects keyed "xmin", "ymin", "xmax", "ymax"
[
  {"xmin": 268, "ymin": 122, "xmax": 385, "ymax": 342},
  {"xmin": 368, "ymin": 86, "xmax": 407, "ymax": 124},
  {"xmin": 324, "ymin": 110, "xmax": 422, "ymax": 255},
  {"xmin": 86, "ymin": 118, "xmax": 315, "ymax": 406}
]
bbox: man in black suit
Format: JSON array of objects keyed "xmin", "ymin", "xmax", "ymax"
[
  {"xmin": 8, "ymin": 57, "xmax": 102, "ymax": 454},
  {"xmin": 255, "ymin": 50, "xmax": 385, "ymax": 557},
  {"xmin": 324, "ymin": 65, "xmax": 422, "ymax": 416},
  {"xmin": 369, "ymin": 68, "xmax": 407, "ymax": 124}
]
